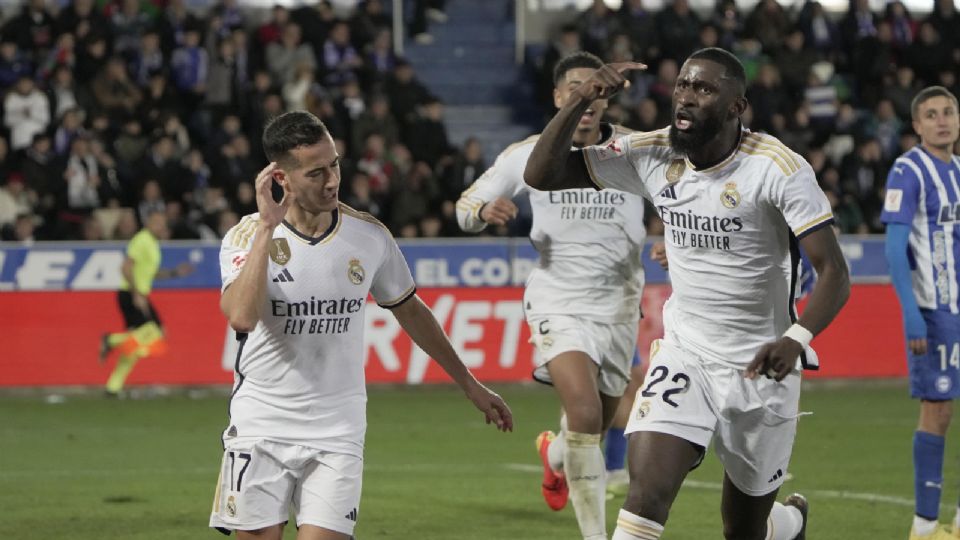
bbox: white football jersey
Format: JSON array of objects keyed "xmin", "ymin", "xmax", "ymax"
[
  {"xmin": 583, "ymin": 127, "xmax": 833, "ymax": 369},
  {"xmin": 218, "ymin": 204, "xmax": 416, "ymax": 456},
  {"xmin": 456, "ymin": 124, "xmax": 647, "ymax": 323}
]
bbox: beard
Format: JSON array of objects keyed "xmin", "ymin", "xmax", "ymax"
[{"xmin": 668, "ymin": 113, "xmax": 725, "ymax": 156}]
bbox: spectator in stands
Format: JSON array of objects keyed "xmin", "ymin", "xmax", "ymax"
[
  {"xmin": 1, "ymin": 213, "xmax": 37, "ymax": 243},
  {"xmin": 54, "ymin": 107, "xmax": 85, "ymax": 156},
  {"xmin": 321, "ymin": 21, "xmax": 363, "ymax": 87},
  {"xmin": 211, "ymin": 134, "xmax": 256, "ymax": 196},
  {"xmin": 362, "ymin": 28, "xmax": 397, "ymax": 91},
  {"xmin": 356, "ymin": 132, "xmax": 394, "ymax": 195},
  {"xmin": 352, "ymin": 93, "xmax": 399, "ymax": 155},
  {"xmin": 577, "ymin": 0, "xmax": 621, "ymax": 57},
  {"xmin": 410, "ymin": 0, "xmax": 447, "ymax": 45},
  {"xmin": 619, "ymin": 0, "xmax": 659, "ymax": 62},
  {"xmin": 384, "ymin": 59, "xmax": 429, "ymax": 131},
  {"xmin": 291, "ymin": 0, "xmax": 337, "ymax": 60},
  {"xmin": 648, "ymin": 58, "xmax": 678, "ymax": 112},
  {"xmin": 927, "ymin": 0, "xmax": 959, "ymax": 51},
  {"xmin": 775, "ymin": 29, "xmax": 817, "ymax": 105},
  {"xmin": 158, "ymin": 0, "xmax": 202, "ymax": 56},
  {"xmin": 655, "ymin": 0, "xmax": 700, "ymax": 64},
  {"xmin": 142, "ymin": 71, "xmax": 182, "ymax": 128},
  {"xmin": 852, "ymin": 20, "xmax": 896, "ymax": 108},
  {"xmin": 90, "ymin": 138, "xmax": 123, "ymax": 207},
  {"xmin": 21, "ymin": 134, "xmax": 57, "ymax": 208},
  {"xmin": 55, "ymin": 0, "xmax": 108, "ymax": 50},
  {"xmin": 391, "ymin": 161, "xmax": 439, "ymax": 235},
  {"xmin": 92, "ymin": 57, "xmax": 143, "ymax": 122},
  {"xmin": 538, "ymin": 24, "xmax": 580, "ymax": 109},
  {"xmin": 745, "ymin": 0, "xmax": 790, "ymax": 52},
  {"xmin": 343, "ymin": 171, "xmax": 382, "ymax": 217},
  {"xmin": 840, "ymin": 138, "xmax": 886, "ymax": 231},
  {"xmin": 840, "ymin": 0, "xmax": 879, "ymax": 62},
  {"xmin": 38, "ymin": 31, "xmax": 76, "ymax": 81},
  {"xmin": 74, "ymin": 35, "xmax": 107, "ymax": 86},
  {"xmin": 407, "ymin": 96, "xmax": 451, "ymax": 169},
  {"xmin": 257, "ymin": 5, "xmax": 289, "ymax": 48},
  {"xmin": 2, "ymin": 0, "xmax": 55, "ymax": 60},
  {"xmin": 47, "ymin": 65, "xmax": 79, "ymax": 119},
  {"xmin": 211, "ymin": 0, "xmax": 246, "ymax": 41},
  {"xmin": 266, "ymin": 22, "xmax": 317, "ymax": 87},
  {"xmin": 0, "ymin": 136, "xmax": 11, "ymax": 182},
  {"xmin": 0, "ymin": 174, "xmax": 33, "ymax": 228},
  {"xmin": 440, "ymin": 136, "xmax": 484, "ymax": 204},
  {"xmin": 138, "ymin": 179, "xmax": 165, "ymax": 225},
  {"xmin": 351, "ymin": 0, "xmax": 391, "ymax": 52},
  {"xmin": 710, "ymin": 0, "xmax": 743, "ymax": 50},
  {"xmin": 114, "ymin": 117, "xmax": 149, "ymax": 171},
  {"xmin": 171, "ymin": 28, "xmax": 209, "ymax": 109},
  {"xmin": 884, "ymin": 1, "xmax": 917, "ymax": 52},
  {"xmin": 0, "ymin": 40, "xmax": 34, "ymax": 91},
  {"xmin": 4, "ymin": 75, "xmax": 50, "ymax": 151},
  {"xmin": 131, "ymin": 31, "xmax": 165, "ymax": 87},
  {"xmin": 65, "ymin": 135, "xmax": 101, "ymax": 211},
  {"xmin": 747, "ymin": 63, "xmax": 787, "ymax": 134},
  {"xmin": 885, "ymin": 65, "xmax": 922, "ymax": 119},
  {"xmin": 861, "ymin": 98, "xmax": 904, "ymax": 160},
  {"xmin": 797, "ymin": 1, "xmax": 841, "ymax": 59},
  {"xmin": 906, "ymin": 22, "xmax": 952, "ymax": 86},
  {"xmin": 111, "ymin": 0, "xmax": 154, "ymax": 56},
  {"xmin": 81, "ymin": 213, "xmax": 105, "ymax": 240},
  {"xmin": 205, "ymin": 36, "xmax": 240, "ymax": 123}
]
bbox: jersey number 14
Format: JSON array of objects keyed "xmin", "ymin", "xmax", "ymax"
[{"xmin": 938, "ymin": 343, "xmax": 960, "ymax": 371}]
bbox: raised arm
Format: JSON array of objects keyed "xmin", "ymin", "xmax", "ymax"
[
  {"xmin": 389, "ymin": 294, "xmax": 513, "ymax": 432},
  {"xmin": 523, "ymin": 62, "xmax": 646, "ymax": 191},
  {"xmin": 220, "ymin": 163, "xmax": 290, "ymax": 333}
]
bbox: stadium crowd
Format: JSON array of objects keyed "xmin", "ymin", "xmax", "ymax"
[{"xmin": 0, "ymin": 0, "xmax": 957, "ymax": 242}]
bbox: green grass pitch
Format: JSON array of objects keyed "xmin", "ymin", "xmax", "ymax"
[{"xmin": 0, "ymin": 382, "xmax": 955, "ymax": 539}]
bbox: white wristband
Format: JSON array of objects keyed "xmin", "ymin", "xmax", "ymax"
[{"xmin": 783, "ymin": 324, "xmax": 814, "ymax": 348}]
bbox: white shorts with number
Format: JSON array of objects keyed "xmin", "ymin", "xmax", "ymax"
[
  {"xmin": 209, "ymin": 438, "xmax": 363, "ymax": 535},
  {"xmin": 528, "ymin": 314, "xmax": 639, "ymax": 397},
  {"xmin": 625, "ymin": 339, "xmax": 802, "ymax": 496}
]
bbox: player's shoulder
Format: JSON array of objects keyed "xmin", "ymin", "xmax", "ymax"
[
  {"xmin": 339, "ymin": 203, "xmax": 393, "ymax": 239},
  {"xmin": 223, "ymin": 213, "xmax": 261, "ymax": 249},
  {"xmin": 890, "ymin": 147, "xmax": 927, "ymax": 180},
  {"xmin": 500, "ymin": 133, "xmax": 540, "ymax": 159},
  {"xmin": 624, "ymin": 127, "xmax": 672, "ymax": 157},
  {"xmin": 739, "ymin": 130, "xmax": 806, "ymax": 178}
]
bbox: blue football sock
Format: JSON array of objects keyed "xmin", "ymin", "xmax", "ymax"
[
  {"xmin": 605, "ymin": 427, "xmax": 627, "ymax": 471},
  {"xmin": 915, "ymin": 430, "xmax": 945, "ymax": 520}
]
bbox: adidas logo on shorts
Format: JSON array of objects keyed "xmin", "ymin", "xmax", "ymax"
[
  {"xmin": 768, "ymin": 469, "xmax": 784, "ymax": 483},
  {"xmin": 272, "ymin": 269, "xmax": 295, "ymax": 283},
  {"xmin": 345, "ymin": 508, "xmax": 358, "ymax": 521}
]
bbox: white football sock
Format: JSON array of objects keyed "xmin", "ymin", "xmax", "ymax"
[
  {"xmin": 547, "ymin": 414, "xmax": 567, "ymax": 471},
  {"xmin": 612, "ymin": 508, "xmax": 664, "ymax": 539},
  {"xmin": 565, "ymin": 431, "xmax": 606, "ymax": 540},
  {"xmin": 765, "ymin": 502, "xmax": 803, "ymax": 540}
]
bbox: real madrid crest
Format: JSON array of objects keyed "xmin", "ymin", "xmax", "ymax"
[
  {"xmin": 720, "ymin": 182, "xmax": 741, "ymax": 209},
  {"xmin": 226, "ymin": 495, "xmax": 237, "ymax": 517},
  {"xmin": 637, "ymin": 400, "xmax": 651, "ymax": 419},
  {"xmin": 348, "ymin": 258, "xmax": 365, "ymax": 285},
  {"xmin": 665, "ymin": 159, "xmax": 686, "ymax": 183},
  {"xmin": 269, "ymin": 238, "xmax": 291, "ymax": 265}
]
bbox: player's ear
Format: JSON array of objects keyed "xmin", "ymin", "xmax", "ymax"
[
  {"xmin": 553, "ymin": 87, "xmax": 563, "ymax": 109},
  {"xmin": 272, "ymin": 169, "xmax": 286, "ymax": 185},
  {"xmin": 730, "ymin": 96, "xmax": 748, "ymax": 120}
]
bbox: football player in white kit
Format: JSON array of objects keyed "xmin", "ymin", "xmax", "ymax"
[
  {"xmin": 456, "ymin": 52, "xmax": 648, "ymax": 540},
  {"xmin": 524, "ymin": 48, "xmax": 850, "ymax": 540},
  {"xmin": 210, "ymin": 111, "xmax": 513, "ymax": 540}
]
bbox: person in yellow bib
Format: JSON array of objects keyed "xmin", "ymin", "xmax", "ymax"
[{"xmin": 99, "ymin": 209, "xmax": 193, "ymax": 396}]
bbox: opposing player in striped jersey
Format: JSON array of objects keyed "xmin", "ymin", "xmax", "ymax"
[
  {"xmin": 457, "ymin": 52, "xmax": 648, "ymax": 540},
  {"xmin": 525, "ymin": 48, "xmax": 850, "ymax": 540},
  {"xmin": 210, "ymin": 111, "xmax": 512, "ymax": 540},
  {"xmin": 881, "ymin": 86, "xmax": 960, "ymax": 540}
]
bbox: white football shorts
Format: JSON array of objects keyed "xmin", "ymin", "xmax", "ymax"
[
  {"xmin": 209, "ymin": 438, "xmax": 363, "ymax": 535},
  {"xmin": 528, "ymin": 314, "xmax": 639, "ymax": 397},
  {"xmin": 625, "ymin": 339, "xmax": 803, "ymax": 496}
]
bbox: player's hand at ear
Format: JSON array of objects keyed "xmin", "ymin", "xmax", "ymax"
[
  {"xmin": 255, "ymin": 162, "xmax": 292, "ymax": 228},
  {"xmin": 480, "ymin": 198, "xmax": 519, "ymax": 226},
  {"xmin": 577, "ymin": 62, "xmax": 647, "ymax": 101},
  {"xmin": 745, "ymin": 337, "xmax": 803, "ymax": 382},
  {"xmin": 651, "ymin": 242, "xmax": 668, "ymax": 270},
  {"xmin": 464, "ymin": 381, "xmax": 514, "ymax": 432}
]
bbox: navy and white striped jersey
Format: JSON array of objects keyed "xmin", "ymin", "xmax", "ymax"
[{"xmin": 881, "ymin": 146, "xmax": 960, "ymax": 313}]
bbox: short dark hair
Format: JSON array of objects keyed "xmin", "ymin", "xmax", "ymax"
[
  {"xmin": 262, "ymin": 111, "xmax": 329, "ymax": 166},
  {"xmin": 911, "ymin": 85, "xmax": 959, "ymax": 120},
  {"xmin": 688, "ymin": 47, "xmax": 746, "ymax": 95},
  {"xmin": 553, "ymin": 51, "xmax": 603, "ymax": 87}
]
